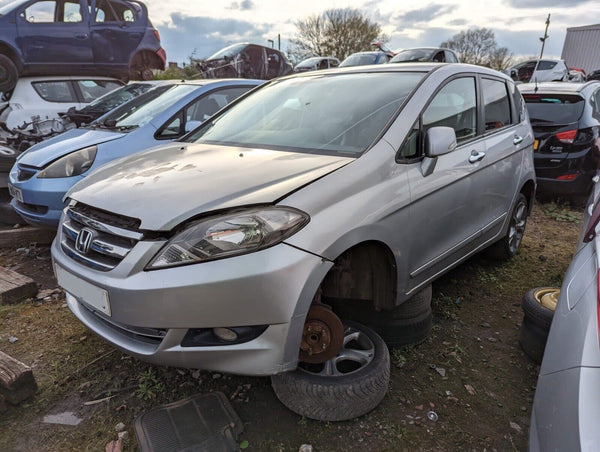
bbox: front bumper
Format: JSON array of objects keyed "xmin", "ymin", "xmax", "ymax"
[
  {"xmin": 530, "ymin": 366, "xmax": 600, "ymax": 451},
  {"xmin": 9, "ymin": 165, "xmax": 82, "ymax": 227},
  {"xmin": 51, "ymin": 234, "xmax": 332, "ymax": 376}
]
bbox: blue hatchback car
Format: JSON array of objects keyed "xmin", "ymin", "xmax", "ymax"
[
  {"xmin": 0, "ymin": 0, "xmax": 166, "ymax": 92},
  {"xmin": 8, "ymin": 79, "xmax": 262, "ymax": 227}
]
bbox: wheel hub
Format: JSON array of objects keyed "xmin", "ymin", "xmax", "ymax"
[{"xmin": 299, "ymin": 305, "xmax": 344, "ymax": 364}]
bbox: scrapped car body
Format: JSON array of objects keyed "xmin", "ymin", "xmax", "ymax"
[
  {"xmin": 506, "ymin": 59, "xmax": 569, "ymax": 84},
  {"xmin": 529, "ymin": 177, "xmax": 600, "ymax": 450},
  {"xmin": 9, "ymin": 79, "xmax": 261, "ymax": 227},
  {"xmin": 0, "ymin": 0, "xmax": 165, "ymax": 91},
  {"xmin": 293, "ymin": 57, "xmax": 339, "ymax": 73},
  {"xmin": 65, "ymin": 80, "xmax": 164, "ymax": 126},
  {"xmin": 389, "ymin": 47, "xmax": 460, "ymax": 64},
  {"xmin": 519, "ymin": 81, "xmax": 600, "ymax": 197},
  {"xmin": 197, "ymin": 43, "xmax": 293, "ymax": 80},
  {"xmin": 0, "ymin": 75, "xmax": 123, "ymax": 131},
  {"xmin": 338, "ymin": 51, "xmax": 391, "ymax": 67},
  {"xmin": 51, "ymin": 63, "xmax": 536, "ymax": 384}
]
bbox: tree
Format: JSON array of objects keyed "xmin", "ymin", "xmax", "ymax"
[
  {"xmin": 288, "ymin": 8, "xmax": 386, "ymax": 63},
  {"xmin": 440, "ymin": 27, "xmax": 513, "ymax": 70}
]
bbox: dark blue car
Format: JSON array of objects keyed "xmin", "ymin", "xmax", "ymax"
[{"xmin": 0, "ymin": 0, "xmax": 166, "ymax": 92}]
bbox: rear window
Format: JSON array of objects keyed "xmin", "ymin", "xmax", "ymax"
[
  {"xmin": 522, "ymin": 93, "xmax": 585, "ymax": 125},
  {"xmin": 339, "ymin": 54, "xmax": 378, "ymax": 67}
]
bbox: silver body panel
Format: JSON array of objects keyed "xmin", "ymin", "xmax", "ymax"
[
  {"xmin": 530, "ymin": 179, "xmax": 600, "ymax": 450},
  {"xmin": 52, "ymin": 64, "xmax": 536, "ymax": 375}
]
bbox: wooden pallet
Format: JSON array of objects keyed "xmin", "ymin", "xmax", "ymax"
[
  {"xmin": 0, "ymin": 267, "xmax": 38, "ymax": 304},
  {"xmin": 0, "ymin": 351, "xmax": 38, "ymax": 405}
]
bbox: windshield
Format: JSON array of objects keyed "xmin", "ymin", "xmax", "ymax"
[
  {"xmin": 522, "ymin": 93, "xmax": 585, "ymax": 124},
  {"xmin": 339, "ymin": 54, "xmax": 378, "ymax": 67},
  {"xmin": 0, "ymin": 0, "xmax": 22, "ymax": 15},
  {"xmin": 187, "ymin": 72, "xmax": 425, "ymax": 156},
  {"xmin": 390, "ymin": 49, "xmax": 434, "ymax": 63},
  {"xmin": 94, "ymin": 84, "xmax": 199, "ymax": 130},
  {"xmin": 296, "ymin": 58, "xmax": 322, "ymax": 68},
  {"xmin": 80, "ymin": 83, "xmax": 155, "ymax": 114},
  {"xmin": 207, "ymin": 44, "xmax": 247, "ymax": 61}
]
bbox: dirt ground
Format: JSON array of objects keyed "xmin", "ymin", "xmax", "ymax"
[{"xmin": 0, "ymin": 201, "xmax": 583, "ymax": 451}]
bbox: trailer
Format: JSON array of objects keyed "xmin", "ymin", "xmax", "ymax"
[{"xmin": 561, "ymin": 24, "xmax": 600, "ymax": 74}]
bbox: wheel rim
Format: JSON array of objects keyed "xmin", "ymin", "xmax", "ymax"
[
  {"xmin": 298, "ymin": 325, "xmax": 375, "ymax": 377},
  {"xmin": 533, "ymin": 287, "xmax": 560, "ymax": 311},
  {"xmin": 508, "ymin": 200, "xmax": 527, "ymax": 254}
]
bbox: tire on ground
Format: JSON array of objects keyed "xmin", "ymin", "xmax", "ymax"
[
  {"xmin": 522, "ymin": 287, "xmax": 555, "ymax": 329},
  {"xmin": 487, "ymin": 193, "xmax": 528, "ymax": 260},
  {"xmin": 519, "ymin": 317, "xmax": 548, "ymax": 364},
  {"xmin": 0, "ymin": 55, "xmax": 18, "ymax": 93},
  {"xmin": 271, "ymin": 320, "xmax": 390, "ymax": 421}
]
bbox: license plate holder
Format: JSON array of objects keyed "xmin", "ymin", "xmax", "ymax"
[
  {"xmin": 8, "ymin": 184, "xmax": 23, "ymax": 203},
  {"xmin": 55, "ymin": 265, "xmax": 111, "ymax": 316}
]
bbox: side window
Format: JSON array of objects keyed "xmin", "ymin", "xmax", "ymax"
[
  {"xmin": 482, "ymin": 78, "xmax": 511, "ymax": 131},
  {"xmin": 186, "ymin": 87, "xmax": 250, "ymax": 123},
  {"xmin": 158, "ymin": 113, "xmax": 183, "ymax": 138},
  {"xmin": 445, "ymin": 51, "xmax": 457, "ymax": 63},
  {"xmin": 24, "ymin": 1, "xmax": 56, "ymax": 23},
  {"xmin": 593, "ymin": 89, "xmax": 600, "ymax": 120},
  {"xmin": 398, "ymin": 121, "xmax": 420, "ymax": 159},
  {"xmin": 423, "ymin": 77, "xmax": 477, "ymax": 143},
  {"xmin": 63, "ymin": 1, "xmax": 82, "ymax": 22},
  {"xmin": 317, "ymin": 59, "xmax": 328, "ymax": 70},
  {"xmin": 329, "ymin": 59, "xmax": 339, "ymax": 68},
  {"xmin": 432, "ymin": 51, "xmax": 445, "ymax": 62},
  {"xmin": 94, "ymin": 0, "xmax": 132, "ymax": 22},
  {"xmin": 76, "ymin": 80, "xmax": 122, "ymax": 102},
  {"xmin": 32, "ymin": 81, "xmax": 77, "ymax": 103},
  {"xmin": 537, "ymin": 61, "xmax": 557, "ymax": 71}
]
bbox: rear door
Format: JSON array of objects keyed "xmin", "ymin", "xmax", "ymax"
[
  {"xmin": 16, "ymin": 0, "xmax": 92, "ymax": 65},
  {"xmin": 90, "ymin": 0, "xmax": 144, "ymax": 68}
]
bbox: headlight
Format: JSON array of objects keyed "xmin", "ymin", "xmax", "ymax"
[
  {"xmin": 147, "ymin": 207, "xmax": 309, "ymax": 269},
  {"xmin": 37, "ymin": 145, "xmax": 97, "ymax": 179}
]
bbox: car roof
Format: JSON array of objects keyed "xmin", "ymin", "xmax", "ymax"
[
  {"xmin": 285, "ymin": 62, "xmax": 510, "ymax": 80},
  {"xmin": 518, "ymin": 81, "xmax": 600, "ymax": 94},
  {"xmin": 16, "ymin": 76, "xmax": 123, "ymax": 83}
]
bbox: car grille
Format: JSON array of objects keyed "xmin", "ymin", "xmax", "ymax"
[
  {"xmin": 17, "ymin": 165, "xmax": 37, "ymax": 181},
  {"xmin": 61, "ymin": 203, "xmax": 142, "ymax": 272}
]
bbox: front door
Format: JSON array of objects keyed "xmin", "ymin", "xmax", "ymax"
[
  {"xmin": 90, "ymin": 0, "xmax": 144, "ymax": 68},
  {"xmin": 16, "ymin": 0, "xmax": 92, "ymax": 65}
]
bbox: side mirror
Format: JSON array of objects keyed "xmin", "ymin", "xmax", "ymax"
[
  {"xmin": 425, "ymin": 126, "xmax": 457, "ymax": 157},
  {"xmin": 510, "ymin": 69, "xmax": 518, "ymax": 81},
  {"xmin": 421, "ymin": 127, "xmax": 457, "ymax": 177}
]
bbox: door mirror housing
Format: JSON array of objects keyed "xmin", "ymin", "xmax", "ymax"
[{"xmin": 425, "ymin": 126, "xmax": 457, "ymax": 157}]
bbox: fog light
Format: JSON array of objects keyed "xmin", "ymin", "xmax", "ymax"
[{"xmin": 213, "ymin": 327, "xmax": 238, "ymax": 342}]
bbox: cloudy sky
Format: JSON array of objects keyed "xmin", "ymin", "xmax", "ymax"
[{"xmin": 2, "ymin": 0, "xmax": 598, "ymax": 63}]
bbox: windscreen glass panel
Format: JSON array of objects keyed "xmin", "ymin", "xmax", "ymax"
[
  {"xmin": 207, "ymin": 44, "xmax": 247, "ymax": 60},
  {"xmin": 296, "ymin": 58, "xmax": 321, "ymax": 68},
  {"xmin": 339, "ymin": 54, "xmax": 378, "ymax": 67},
  {"xmin": 390, "ymin": 49, "xmax": 434, "ymax": 63},
  {"xmin": 188, "ymin": 72, "xmax": 425, "ymax": 155},
  {"xmin": 82, "ymin": 83, "xmax": 153, "ymax": 113},
  {"xmin": 97, "ymin": 85, "xmax": 199, "ymax": 129},
  {"xmin": 523, "ymin": 93, "xmax": 585, "ymax": 125}
]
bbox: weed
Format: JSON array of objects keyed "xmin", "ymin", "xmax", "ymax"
[
  {"xmin": 542, "ymin": 202, "xmax": 581, "ymax": 223},
  {"xmin": 392, "ymin": 349, "xmax": 408, "ymax": 368},
  {"xmin": 136, "ymin": 368, "xmax": 165, "ymax": 401}
]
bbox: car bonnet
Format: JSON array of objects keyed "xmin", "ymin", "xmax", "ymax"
[
  {"xmin": 17, "ymin": 128, "xmax": 126, "ymax": 168},
  {"xmin": 67, "ymin": 142, "xmax": 355, "ymax": 231}
]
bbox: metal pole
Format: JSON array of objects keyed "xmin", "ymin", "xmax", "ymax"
[
  {"xmin": 539, "ymin": 14, "xmax": 551, "ymax": 59},
  {"xmin": 278, "ymin": 34, "xmax": 281, "ymax": 51}
]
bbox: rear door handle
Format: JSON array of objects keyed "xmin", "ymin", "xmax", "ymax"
[
  {"xmin": 469, "ymin": 150, "xmax": 486, "ymax": 164},
  {"xmin": 75, "ymin": 33, "xmax": 88, "ymax": 40},
  {"xmin": 513, "ymin": 135, "xmax": 524, "ymax": 145}
]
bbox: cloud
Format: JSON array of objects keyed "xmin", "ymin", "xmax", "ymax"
[
  {"xmin": 159, "ymin": 13, "xmax": 271, "ymax": 63},
  {"xmin": 447, "ymin": 18, "xmax": 468, "ymax": 26},
  {"xmin": 505, "ymin": 0, "xmax": 593, "ymax": 7},
  {"xmin": 394, "ymin": 4, "xmax": 457, "ymax": 26},
  {"xmin": 228, "ymin": 0, "xmax": 255, "ymax": 10}
]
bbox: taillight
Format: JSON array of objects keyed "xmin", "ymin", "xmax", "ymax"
[
  {"xmin": 556, "ymin": 129, "xmax": 578, "ymax": 144},
  {"xmin": 153, "ymin": 29, "xmax": 161, "ymax": 42},
  {"xmin": 557, "ymin": 173, "xmax": 579, "ymax": 181}
]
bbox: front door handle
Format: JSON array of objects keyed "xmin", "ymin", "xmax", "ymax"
[
  {"xmin": 75, "ymin": 33, "xmax": 88, "ymax": 40},
  {"xmin": 513, "ymin": 135, "xmax": 524, "ymax": 145},
  {"xmin": 469, "ymin": 150, "xmax": 486, "ymax": 164}
]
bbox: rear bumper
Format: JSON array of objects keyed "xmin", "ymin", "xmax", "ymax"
[
  {"xmin": 536, "ymin": 172, "xmax": 594, "ymax": 196},
  {"xmin": 530, "ymin": 366, "xmax": 600, "ymax": 451},
  {"xmin": 156, "ymin": 48, "xmax": 167, "ymax": 69}
]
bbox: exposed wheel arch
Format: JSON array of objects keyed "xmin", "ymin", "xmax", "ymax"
[
  {"xmin": 520, "ymin": 179, "xmax": 536, "ymax": 214},
  {"xmin": 0, "ymin": 42, "xmax": 22, "ymax": 71},
  {"xmin": 129, "ymin": 50, "xmax": 164, "ymax": 74}
]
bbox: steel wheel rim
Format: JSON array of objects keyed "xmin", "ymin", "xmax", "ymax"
[
  {"xmin": 508, "ymin": 201, "xmax": 527, "ymax": 254},
  {"xmin": 298, "ymin": 326, "xmax": 375, "ymax": 377}
]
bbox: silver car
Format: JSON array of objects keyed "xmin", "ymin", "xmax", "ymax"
[
  {"xmin": 51, "ymin": 64, "xmax": 535, "ymax": 378},
  {"xmin": 529, "ymin": 177, "xmax": 600, "ymax": 450}
]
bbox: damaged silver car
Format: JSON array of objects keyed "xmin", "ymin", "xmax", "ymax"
[{"xmin": 51, "ymin": 63, "xmax": 536, "ymax": 421}]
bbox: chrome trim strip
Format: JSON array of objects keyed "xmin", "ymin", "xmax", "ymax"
[
  {"xmin": 67, "ymin": 209, "xmax": 143, "ymax": 241},
  {"xmin": 61, "ymin": 240, "xmax": 114, "ymax": 272},
  {"xmin": 90, "ymin": 239, "xmax": 130, "ymax": 259}
]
